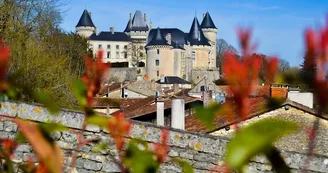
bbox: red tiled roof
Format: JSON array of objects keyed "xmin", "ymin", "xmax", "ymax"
[
  {"xmin": 92, "ymin": 97, "xmax": 146, "ymax": 108},
  {"xmin": 216, "ymin": 85, "xmax": 270, "ymax": 97},
  {"xmin": 98, "ymin": 82, "xmax": 123, "ymax": 96},
  {"xmin": 185, "ymin": 97, "xmax": 328, "ymax": 133},
  {"xmin": 122, "ymin": 96, "xmax": 201, "ymax": 119},
  {"xmin": 185, "ymin": 96, "xmax": 268, "ymax": 133}
]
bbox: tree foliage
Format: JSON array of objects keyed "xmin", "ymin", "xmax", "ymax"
[{"xmin": 1, "ymin": 0, "xmax": 90, "ymax": 109}]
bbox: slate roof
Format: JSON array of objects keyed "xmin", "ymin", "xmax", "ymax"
[
  {"xmin": 147, "ymin": 28, "xmax": 187, "ymax": 49},
  {"xmin": 201, "ymin": 12, "xmax": 217, "ymax": 29},
  {"xmin": 188, "ymin": 17, "xmax": 211, "ymax": 46},
  {"xmin": 124, "ymin": 10, "xmax": 149, "ymax": 32},
  {"xmin": 89, "ymin": 32, "xmax": 131, "ymax": 42},
  {"xmin": 147, "ymin": 28, "xmax": 169, "ymax": 46},
  {"xmin": 156, "ymin": 76, "xmax": 191, "ymax": 84},
  {"xmin": 76, "ymin": 9, "xmax": 95, "ymax": 27}
]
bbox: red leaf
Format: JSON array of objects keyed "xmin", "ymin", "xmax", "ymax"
[
  {"xmin": 15, "ymin": 119, "xmax": 62, "ymax": 173},
  {"xmin": 107, "ymin": 112, "xmax": 132, "ymax": 150}
]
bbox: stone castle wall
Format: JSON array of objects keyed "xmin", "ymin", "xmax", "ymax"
[
  {"xmin": 108, "ymin": 68, "xmax": 138, "ymax": 82},
  {"xmin": 0, "ymin": 101, "xmax": 327, "ymax": 173}
]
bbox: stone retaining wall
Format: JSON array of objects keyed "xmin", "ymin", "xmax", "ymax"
[{"xmin": 0, "ymin": 101, "xmax": 327, "ymax": 173}]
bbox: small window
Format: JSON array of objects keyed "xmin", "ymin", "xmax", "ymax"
[
  {"xmin": 107, "ymin": 45, "xmax": 110, "ymax": 49},
  {"xmin": 107, "ymin": 51, "xmax": 111, "ymax": 58},
  {"xmin": 155, "ymin": 59, "xmax": 159, "ymax": 66},
  {"xmin": 192, "ymin": 51, "xmax": 196, "ymax": 59},
  {"xmin": 124, "ymin": 52, "xmax": 128, "ymax": 59},
  {"xmin": 98, "ymin": 44, "xmax": 102, "ymax": 49},
  {"xmin": 157, "ymin": 49, "xmax": 160, "ymax": 54},
  {"xmin": 116, "ymin": 52, "xmax": 120, "ymax": 58},
  {"xmin": 124, "ymin": 45, "xmax": 128, "ymax": 49},
  {"xmin": 116, "ymin": 45, "xmax": 119, "ymax": 49},
  {"xmin": 157, "ymin": 71, "xmax": 160, "ymax": 77}
]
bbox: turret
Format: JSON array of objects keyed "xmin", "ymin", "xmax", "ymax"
[
  {"xmin": 201, "ymin": 12, "xmax": 218, "ymax": 69},
  {"xmin": 146, "ymin": 28, "xmax": 173, "ymax": 80},
  {"xmin": 76, "ymin": 9, "xmax": 96, "ymax": 38}
]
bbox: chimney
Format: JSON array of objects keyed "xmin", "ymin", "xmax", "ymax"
[
  {"xmin": 202, "ymin": 90, "xmax": 212, "ymax": 107},
  {"xmin": 129, "ymin": 13, "xmax": 132, "ymax": 26},
  {"xmin": 171, "ymin": 98, "xmax": 185, "ymax": 130},
  {"xmin": 89, "ymin": 12, "xmax": 92, "ymax": 17},
  {"xmin": 120, "ymin": 84, "xmax": 124, "ymax": 98},
  {"xmin": 165, "ymin": 33, "xmax": 172, "ymax": 45},
  {"xmin": 156, "ymin": 100, "xmax": 164, "ymax": 126},
  {"xmin": 173, "ymin": 83, "xmax": 179, "ymax": 93},
  {"xmin": 203, "ymin": 13, "xmax": 205, "ymax": 19},
  {"xmin": 144, "ymin": 13, "xmax": 147, "ymax": 23},
  {"xmin": 110, "ymin": 27, "xmax": 114, "ymax": 34},
  {"xmin": 160, "ymin": 75, "xmax": 165, "ymax": 83}
]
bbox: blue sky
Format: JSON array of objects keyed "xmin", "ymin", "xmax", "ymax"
[{"xmin": 60, "ymin": 0, "xmax": 328, "ymax": 66}]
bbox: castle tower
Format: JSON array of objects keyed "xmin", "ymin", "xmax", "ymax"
[
  {"xmin": 123, "ymin": 10, "xmax": 149, "ymax": 40},
  {"xmin": 76, "ymin": 9, "xmax": 96, "ymax": 38},
  {"xmin": 201, "ymin": 12, "xmax": 217, "ymax": 69},
  {"xmin": 188, "ymin": 17, "xmax": 211, "ymax": 69},
  {"xmin": 145, "ymin": 28, "xmax": 173, "ymax": 80}
]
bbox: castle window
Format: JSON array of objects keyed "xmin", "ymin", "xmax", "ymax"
[
  {"xmin": 116, "ymin": 52, "xmax": 120, "ymax": 58},
  {"xmin": 124, "ymin": 45, "xmax": 128, "ymax": 49},
  {"xmin": 155, "ymin": 59, "xmax": 159, "ymax": 66},
  {"xmin": 192, "ymin": 51, "xmax": 196, "ymax": 59},
  {"xmin": 116, "ymin": 45, "xmax": 119, "ymax": 49},
  {"xmin": 157, "ymin": 71, "xmax": 160, "ymax": 77},
  {"xmin": 157, "ymin": 49, "xmax": 160, "ymax": 54},
  {"xmin": 124, "ymin": 52, "xmax": 128, "ymax": 59},
  {"xmin": 107, "ymin": 45, "xmax": 111, "ymax": 49},
  {"xmin": 107, "ymin": 51, "xmax": 111, "ymax": 58},
  {"xmin": 98, "ymin": 44, "xmax": 102, "ymax": 49}
]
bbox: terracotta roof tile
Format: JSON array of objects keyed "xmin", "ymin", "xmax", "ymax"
[
  {"xmin": 92, "ymin": 97, "xmax": 146, "ymax": 108},
  {"xmin": 185, "ymin": 96, "xmax": 268, "ymax": 133},
  {"xmin": 122, "ymin": 96, "xmax": 201, "ymax": 119},
  {"xmin": 185, "ymin": 97, "xmax": 328, "ymax": 133}
]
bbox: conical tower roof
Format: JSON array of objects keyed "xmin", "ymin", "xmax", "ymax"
[
  {"xmin": 201, "ymin": 12, "xmax": 217, "ymax": 29},
  {"xmin": 147, "ymin": 27, "xmax": 169, "ymax": 46},
  {"xmin": 76, "ymin": 9, "xmax": 95, "ymax": 27},
  {"xmin": 188, "ymin": 17, "xmax": 210, "ymax": 46}
]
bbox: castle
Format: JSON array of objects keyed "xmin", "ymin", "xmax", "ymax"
[{"xmin": 76, "ymin": 10, "xmax": 218, "ymax": 81}]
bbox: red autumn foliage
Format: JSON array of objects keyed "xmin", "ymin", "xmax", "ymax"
[
  {"xmin": 83, "ymin": 51, "xmax": 110, "ymax": 107},
  {"xmin": 0, "ymin": 39, "xmax": 10, "ymax": 92},
  {"xmin": 107, "ymin": 112, "xmax": 132, "ymax": 151},
  {"xmin": 153, "ymin": 129, "xmax": 169, "ymax": 163},
  {"xmin": 223, "ymin": 29, "xmax": 278, "ymax": 123},
  {"xmin": 0, "ymin": 138, "xmax": 17, "ymax": 158},
  {"xmin": 15, "ymin": 119, "xmax": 62, "ymax": 173},
  {"xmin": 304, "ymin": 24, "xmax": 328, "ymax": 108}
]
